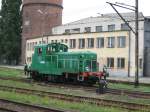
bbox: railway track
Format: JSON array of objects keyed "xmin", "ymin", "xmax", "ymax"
[
  {"xmin": 39, "ymin": 82, "xmax": 150, "ymax": 99},
  {"xmin": 0, "ymin": 98, "xmax": 72, "ymax": 112},
  {"xmin": 108, "ymin": 79, "xmax": 150, "ymax": 86},
  {"xmin": 0, "ymin": 76, "xmax": 30, "ymax": 83},
  {"xmin": 0, "ymin": 76, "xmax": 150, "ymax": 100},
  {"xmin": 0, "ymin": 108, "xmax": 17, "ymax": 112},
  {"xmin": 0, "ymin": 85, "xmax": 150, "ymax": 111},
  {"xmin": 107, "ymin": 88, "xmax": 150, "ymax": 99}
]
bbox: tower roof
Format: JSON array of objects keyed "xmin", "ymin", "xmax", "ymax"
[{"xmin": 23, "ymin": 0, "xmax": 63, "ymax": 8}]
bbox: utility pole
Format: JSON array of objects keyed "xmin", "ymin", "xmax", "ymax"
[
  {"xmin": 135, "ymin": 0, "xmax": 139, "ymax": 87},
  {"xmin": 106, "ymin": 0, "xmax": 139, "ymax": 87}
]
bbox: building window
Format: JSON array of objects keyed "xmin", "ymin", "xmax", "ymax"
[
  {"xmin": 27, "ymin": 43, "xmax": 29, "ymax": 51},
  {"xmin": 118, "ymin": 36, "xmax": 126, "ymax": 48},
  {"xmin": 108, "ymin": 37, "xmax": 115, "ymax": 48},
  {"xmin": 32, "ymin": 42, "xmax": 34, "ymax": 51},
  {"xmin": 24, "ymin": 20, "xmax": 30, "ymax": 26},
  {"xmin": 139, "ymin": 59, "xmax": 143, "ymax": 69},
  {"xmin": 97, "ymin": 37, "xmax": 104, "ymax": 48},
  {"xmin": 29, "ymin": 43, "xmax": 32, "ymax": 51},
  {"xmin": 65, "ymin": 39, "xmax": 68, "ymax": 43},
  {"xmin": 107, "ymin": 58, "xmax": 114, "ymax": 68},
  {"xmin": 87, "ymin": 38, "xmax": 94, "ymax": 48},
  {"xmin": 27, "ymin": 57, "xmax": 31, "ymax": 62},
  {"xmin": 25, "ymin": 12, "xmax": 29, "ymax": 18},
  {"xmin": 24, "ymin": 27, "xmax": 29, "ymax": 34},
  {"xmin": 51, "ymin": 40, "xmax": 54, "ymax": 43},
  {"xmin": 96, "ymin": 26, "xmax": 103, "ymax": 32},
  {"xmin": 71, "ymin": 28, "xmax": 80, "ymax": 33},
  {"xmin": 65, "ymin": 29, "xmax": 70, "ymax": 34},
  {"xmin": 47, "ymin": 46, "xmax": 52, "ymax": 54},
  {"xmin": 61, "ymin": 39, "xmax": 64, "ymax": 43},
  {"xmin": 43, "ymin": 41, "xmax": 46, "ymax": 44},
  {"xmin": 69, "ymin": 39, "xmax": 76, "ymax": 49},
  {"xmin": 85, "ymin": 27, "xmax": 91, "ymax": 33},
  {"xmin": 117, "ymin": 58, "xmax": 125, "ymax": 69},
  {"xmin": 121, "ymin": 23, "xmax": 130, "ymax": 30},
  {"xmin": 108, "ymin": 24, "xmax": 115, "ymax": 31},
  {"xmin": 79, "ymin": 39, "xmax": 85, "ymax": 49}
]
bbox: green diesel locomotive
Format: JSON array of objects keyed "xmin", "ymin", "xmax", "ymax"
[{"xmin": 26, "ymin": 43, "xmax": 106, "ymax": 84}]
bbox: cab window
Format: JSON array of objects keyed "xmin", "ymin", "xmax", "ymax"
[
  {"xmin": 38, "ymin": 48, "xmax": 42, "ymax": 55},
  {"xmin": 47, "ymin": 46, "xmax": 52, "ymax": 54}
]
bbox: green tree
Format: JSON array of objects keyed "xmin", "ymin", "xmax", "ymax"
[
  {"xmin": 0, "ymin": 15, "xmax": 2, "ymax": 62},
  {"xmin": 0, "ymin": 0, "xmax": 7, "ymax": 63},
  {"xmin": 0, "ymin": 0, "xmax": 22, "ymax": 65}
]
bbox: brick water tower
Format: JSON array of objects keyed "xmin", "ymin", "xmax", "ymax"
[{"xmin": 22, "ymin": 0, "xmax": 63, "ymax": 63}]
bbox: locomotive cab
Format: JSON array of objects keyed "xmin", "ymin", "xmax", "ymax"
[{"xmin": 46, "ymin": 43, "xmax": 68, "ymax": 54}]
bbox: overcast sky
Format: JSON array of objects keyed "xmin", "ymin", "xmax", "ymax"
[
  {"xmin": 63, "ymin": 0, "xmax": 150, "ymax": 24},
  {"xmin": 0, "ymin": 0, "xmax": 149, "ymax": 24}
]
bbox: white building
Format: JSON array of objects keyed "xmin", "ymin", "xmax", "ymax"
[{"xmin": 26, "ymin": 12, "xmax": 150, "ymax": 77}]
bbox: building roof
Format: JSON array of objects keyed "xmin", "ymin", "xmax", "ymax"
[
  {"xmin": 61, "ymin": 12, "xmax": 144, "ymax": 26},
  {"xmin": 145, "ymin": 16, "xmax": 150, "ymax": 19}
]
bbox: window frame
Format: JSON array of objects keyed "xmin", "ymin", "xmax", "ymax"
[
  {"xmin": 97, "ymin": 37, "xmax": 104, "ymax": 48},
  {"xmin": 61, "ymin": 39, "xmax": 64, "ymax": 43},
  {"xmin": 87, "ymin": 38, "xmax": 94, "ymax": 48},
  {"xmin": 107, "ymin": 58, "xmax": 114, "ymax": 68},
  {"xmin": 117, "ymin": 58, "xmax": 125, "ymax": 69},
  {"xmin": 96, "ymin": 26, "xmax": 103, "ymax": 32},
  {"xmin": 108, "ymin": 24, "xmax": 115, "ymax": 31},
  {"xmin": 79, "ymin": 38, "xmax": 85, "ymax": 49},
  {"xmin": 121, "ymin": 23, "xmax": 130, "ymax": 30},
  {"xmin": 65, "ymin": 39, "xmax": 68, "ymax": 43},
  {"xmin": 117, "ymin": 36, "xmax": 126, "ymax": 48},
  {"xmin": 69, "ymin": 39, "xmax": 76, "ymax": 49},
  {"xmin": 139, "ymin": 58, "xmax": 143, "ymax": 69},
  {"xmin": 107, "ymin": 37, "xmax": 115, "ymax": 48},
  {"xmin": 38, "ymin": 48, "xmax": 42, "ymax": 55},
  {"xmin": 65, "ymin": 29, "xmax": 70, "ymax": 34},
  {"xmin": 85, "ymin": 27, "xmax": 91, "ymax": 33},
  {"xmin": 71, "ymin": 28, "xmax": 80, "ymax": 33}
]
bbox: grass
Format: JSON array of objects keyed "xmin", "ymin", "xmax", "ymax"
[
  {"xmin": 102, "ymin": 94, "xmax": 150, "ymax": 104},
  {"xmin": 0, "ymin": 79, "xmax": 150, "ymax": 105},
  {"xmin": 0, "ymin": 90, "xmax": 138, "ymax": 112},
  {"xmin": 0, "ymin": 79, "xmax": 101, "ymax": 98},
  {"xmin": 0, "ymin": 67, "xmax": 24, "ymax": 78},
  {"xmin": 109, "ymin": 82, "xmax": 150, "ymax": 92},
  {"xmin": 0, "ymin": 67, "xmax": 150, "ymax": 105},
  {"xmin": 0, "ymin": 67, "xmax": 149, "ymax": 92}
]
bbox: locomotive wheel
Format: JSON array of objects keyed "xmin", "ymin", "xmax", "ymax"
[
  {"xmin": 30, "ymin": 72, "xmax": 36, "ymax": 80},
  {"xmin": 30, "ymin": 71, "xmax": 40, "ymax": 81},
  {"xmin": 47, "ymin": 75, "xmax": 58, "ymax": 82},
  {"xmin": 83, "ymin": 80, "xmax": 96, "ymax": 86},
  {"xmin": 84, "ymin": 77, "xmax": 98, "ymax": 85}
]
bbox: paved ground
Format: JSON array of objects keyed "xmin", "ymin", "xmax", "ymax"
[
  {"xmin": 108, "ymin": 76, "xmax": 150, "ymax": 84},
  {"xmin": 0, "ymin": 65, "xmax": 24, "ymax": 70},
  {"xmin": 0, "ymin": 65, "xmax": 150, "ymax": 84}
]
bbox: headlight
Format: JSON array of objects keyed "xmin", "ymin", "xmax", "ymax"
[{"xmin": 85, "ymin": 67, "xmax": 89, "ymax": 71}]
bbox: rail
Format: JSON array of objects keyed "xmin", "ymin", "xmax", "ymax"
[{"xmin": 0, "ymin": 85, "xmax": 149, "ymax": 111}]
